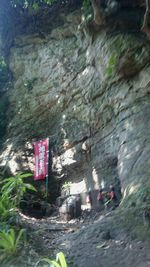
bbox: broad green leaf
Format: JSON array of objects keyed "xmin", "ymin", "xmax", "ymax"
[
  {"xmin": 24, "ymin": 183, "xmax": 37, "ymax": 191},
  {"xmin": 0, "ymin": 235, "xmax": 13, "ymax": 251},
  {"xmin": 0, "ymin": 230, "xmax": 14, "ymax": 245},
  {"xmin": 6, "ymin": 229, "xmax": 15, "ymax": 247},
  {"xmin": 56, "ymin": 252, "xmax": 67, "ymax": 267},
  {"xmin": 15, "ymin": 229, "xmax": 25, "ymax": 249},
  {"xmin": 18, "ymin": 173, "xmax": 32, "ymax": 179}
]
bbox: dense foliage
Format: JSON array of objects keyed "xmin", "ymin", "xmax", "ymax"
[
  {"xmin": 0, "ymin": 173, "xmax": 35, "ymax": 264},
  {"xmin": 1, "ymin": 173, "xmax": 36, "ymax": 207},
  {"xmin": 0, "ymin": 228, "xmax": 26, "ymax": 256},
  {"xmin": 0, "ymin": 173, "xmax": 68, "ymax": 266},
  {"xmin": 0, "ymin": 173, "xmax": 35, "ymax": 221}
]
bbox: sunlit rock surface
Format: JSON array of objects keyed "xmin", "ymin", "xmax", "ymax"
[{"xmin": 1, "ymin": 10, "xmax": 150, "ymax": 203}]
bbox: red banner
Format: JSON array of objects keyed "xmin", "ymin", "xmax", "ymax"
[{"xmin": 34, "ymin": 138, "xmax": 49, "ymax": 181}]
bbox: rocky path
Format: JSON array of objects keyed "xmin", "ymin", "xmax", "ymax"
[{"xmin": 20, "ymin": 210, "xmax": 150, "ymax": 267}]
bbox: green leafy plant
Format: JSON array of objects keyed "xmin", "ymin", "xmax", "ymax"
[
  {"xmin": 1, "ymin": 173, "xmax": 36, "ymax": 207},
  {"xmin": 0, "ymin": 228, "xmax": 26, "ymax": 256},
  {"xmin": 35, "ymin": 252, "xmax": 68, "ymax": 267},
  {"xmin": 81, "ymin": 0, "xmax": 93, "ymax": 22},
  {"xmin": 0, "ymin": 195, "xmax": 16, "ymax": 222}
]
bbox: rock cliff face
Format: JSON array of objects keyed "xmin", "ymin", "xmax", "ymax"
[{"xmin": 1, "ymin": 8, "xmax": 150, "ymax": 205}]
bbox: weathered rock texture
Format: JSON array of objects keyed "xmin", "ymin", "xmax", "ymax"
[{"xmin": 1, "ymin": 8, "xmax": 150, "ymax": 205}]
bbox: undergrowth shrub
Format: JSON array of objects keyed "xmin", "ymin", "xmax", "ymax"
[
  {"xmin": 35, "ymin": 252, "xmax": 68, "ymax": 267},
  {"xmin": 1, "ymin": 173, "xmax": 36, "ymax": 207}
]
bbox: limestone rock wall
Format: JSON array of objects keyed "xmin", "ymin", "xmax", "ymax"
[{"xmin": 1, "ymin": 10, "xmax": 150, "ymax": 202}]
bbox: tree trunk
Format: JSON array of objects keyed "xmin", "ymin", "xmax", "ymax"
[
  {"xmin": 141, "ymin": 0, "xmax": 150, "ymax": 38},
  {"xmin": 91, "ymin": 0, "xmax": 105, "ymax": 26}
]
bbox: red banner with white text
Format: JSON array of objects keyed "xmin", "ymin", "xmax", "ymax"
[{"xmin": 34, "ymin": 138, "xmax": 49, "ymax": 181}]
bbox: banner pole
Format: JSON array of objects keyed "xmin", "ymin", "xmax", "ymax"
[{"xmin": 46, "ymin": 138, "xmax": 49, "ymax": 199}]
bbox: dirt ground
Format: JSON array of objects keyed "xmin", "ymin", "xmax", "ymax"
[{"xmin": 18, "ymin": 208, "xmax": 150, "ymax": 267}]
